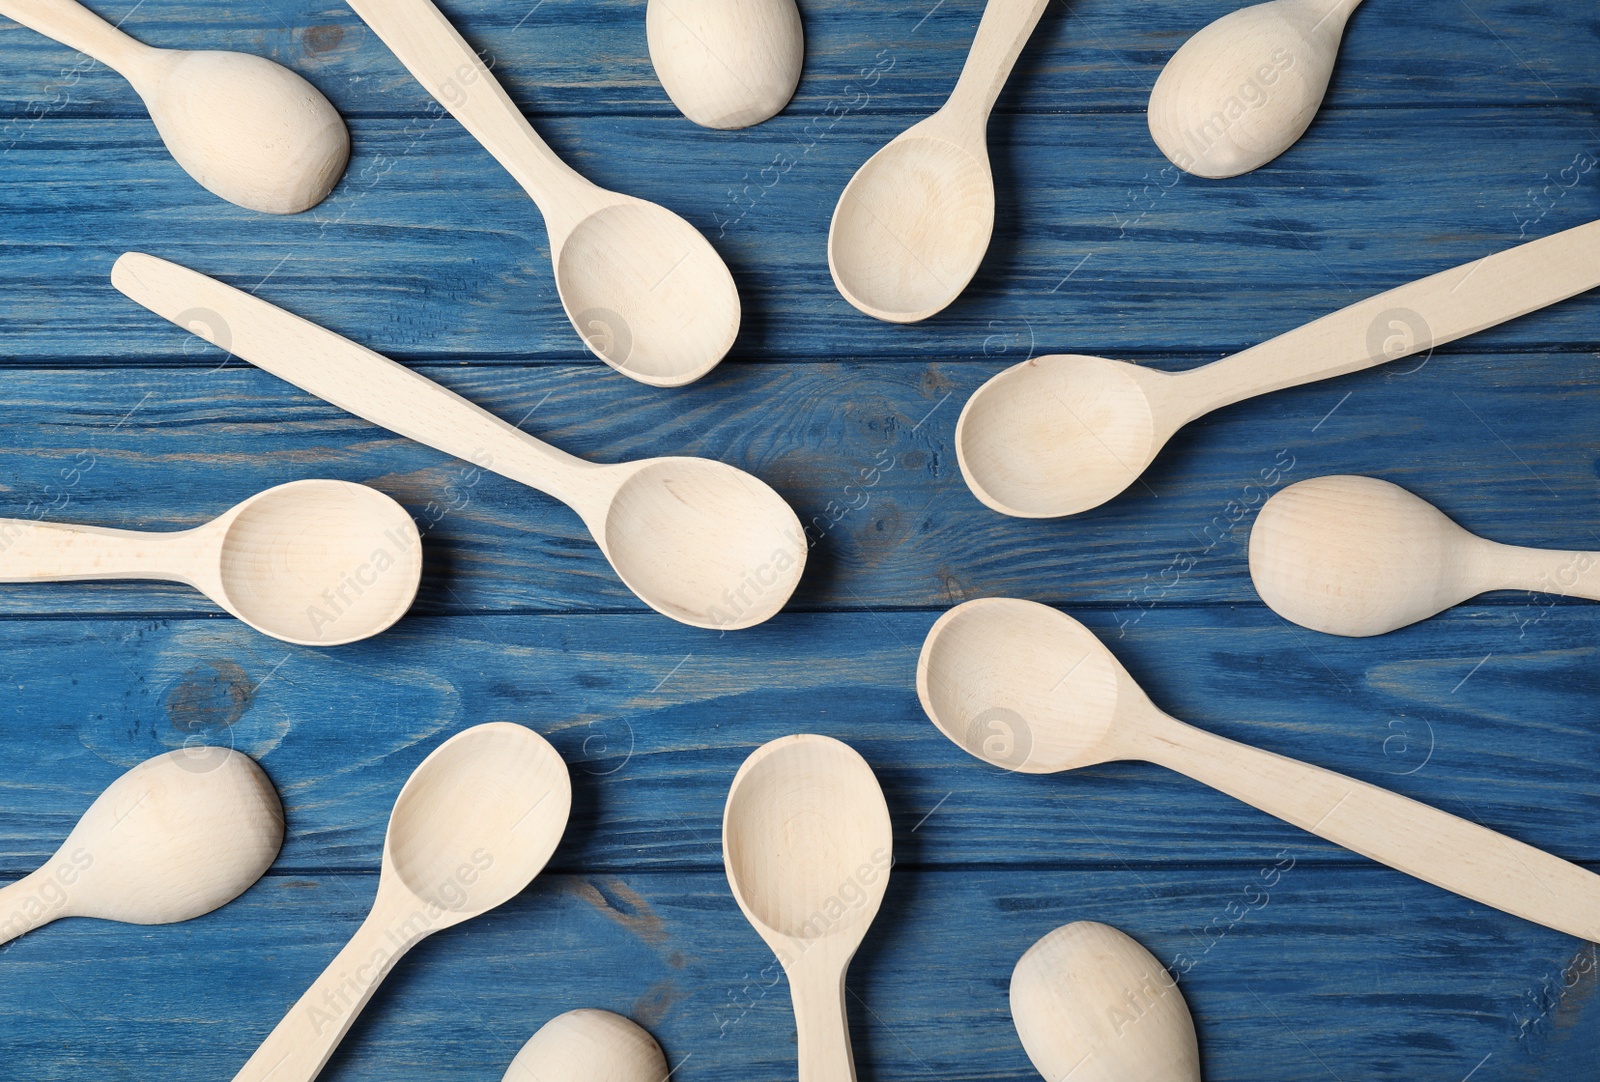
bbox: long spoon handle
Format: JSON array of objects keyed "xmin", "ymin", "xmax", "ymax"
[
  {"xmin": 110, "ymin": 253, "xmax": 599, "ymax": 514},
  {"xmin": 233, "ymin": 900, "xmax": 422, "ymax": 1082},
  {"xmin": 343, "ymin": 0, "xmax": 592, "ymax": 233},
  {"xmin": 1177, "ymin": 218, "xmax": 1600, "ymax": 417},
  {"xmin": 0, "ymin": 518, "xmax": 196, "ymax": 583},
  {"xmin": 944, "ymin": 0, "xmax": 1052, "ymax": 122},
  {"xmin": 0, "ymin": 0, "xmax": 152, "ymax": 71},
  {"xmin": 1130, "ymin": 711, "xmax": 1600, "ymax": 941},
  {"xmin": 789, "ymin": 959, "xmax": 857, "ymax": 1082}
]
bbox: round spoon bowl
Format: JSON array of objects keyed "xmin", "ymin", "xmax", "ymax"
[
  {"xmin": 647, "ymin": 0, "xmax": 803, "ymax": 129},
  {"xmin": 956, "ymin": 356, "xmax": 1164, "ymax": 518},
  {"xmin": 385, "ymin": 723, "xmax": 572, "ymax": 917},
  {"xmin": 139, "ymin": 49, "xmax": 350, "ymax": 214},
  {"xmin": 216, "ymin": 480, "xmax": 422, "ymax": 647},
  {"xmin": 828, "ymin": 133, "xmax": 994, "ymax": 322},
  {"xmin": 1249, "ymin": 474, "xmax": 1480, "ymax": 637},
  {"xmin": 1148, "ymin": 0, "xmax": 1356, "ymax": 178},
  {"xmin": 504, "ymin": 1009, "xmax": 667, "ymax": 1082},
  {"xmin": 556, "ymin": 202, "xmax": 740, "ymax": 386},
  {"xmin": 65, "ymin": 746, "xmax": 282, "ymax": 924},
  {"xmin": 1011, "ymin": 922, "xmax": 1200, "ymax": 1082},
  {"xmin": 724, "ymin": 735, "xmax": 891, "ymax": 942},
  {"xmin": 918, "ymin": 598, "xmax": 1124, "ymax": 773},
  {"xmin": 601, "ymin": 458, "xmax": 804, "ymax": 630}
]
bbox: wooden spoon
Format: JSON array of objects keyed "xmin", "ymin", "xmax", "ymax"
[
  {"xmin": 957, "ymin": 216, "xmax": 1600, "ymax": 518},
  {"xmin": 346, "ymin": 0, "xmax": 739, "ymax": 387},
  {"xmin": 828, "ymin": 0, "xmax": 1050, "ymax": 323},
  {"xmin": 918, "ymin": 597, "xmax": 1600, "ymax": 941},
  {"xmin": 232, "ymin": 722, "xmax": 571, "ymax": 1082},
  {"xmin": 723, "ymin": 734, "xmax": 893, "ymax": 1082},
  {"xmin": 502, "ymin": 1009, "xmax": 667, "ymax": 1082},
  {"xmin": 0, "ymin": 0, "xmax": 348, "ymax": 213},
  {"xmin": 111, "ymin": 252, "xmax": 805, "ymax": 631},
  {"xmin": 1251, "ymin": 474, "xmax": 1600, "ymax": 637},
  {"xmin": 0, "ymin": 479, "xmax": 420, "ymax": 646},
  {"xmin": 1011, "ymin": 922, "xmax": 1200, "ymax": 1082},
  {"xmin": 648, "ymin": 0, "xmax": 803, "ymax": 129},
  {"xmin": 0, "ymin": 747, "xmax": 281, "ymax": 947},
  {"xmin": 1149, "ymin": 0, "xmax": 1364, "ymax": 178}
]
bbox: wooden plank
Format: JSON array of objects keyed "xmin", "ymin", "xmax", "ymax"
[
  {"xmin": 0, "ymin": 0, "xmax": 1592, "ymax": 117},
  {"xmin": 0, "ymin": 866, "xmax": 1592, "ymax": 1080},
  {"xmin": 0, "ymin": 356, "xmax": 1597, "ymax": 615},
  {"xmin": 0, "ymin": 108, "xmax": 1596, "ymax": 364},
  {"xmin": 2, "ymin": 607, "xmax": 1598, "ymax": 873}
]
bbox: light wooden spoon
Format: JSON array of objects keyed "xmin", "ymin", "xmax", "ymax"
[
  {"xmin": 0, "ymin": 747, "xmax": 281, "ymax": 947},
  {"xmin": 1251, "ymin": 474, "xmax": 1600, "ymax": 637},
  {"xmin": 648, "ymin": 0, "xmax": 803, "ymax": 129},
  {"xmin": 828, "ymin": 0, "xmax": 1050, "ymax": 323},
  {"xmin": 111, "ymin": 252, "xmax": 805, "ymax": 631},
  {"xmin": 723, "ymin": 734, "xmax": 893, "ymax": 1082},
  {"xmin": 0, "ymin": 479, "xmax": 420, "ymax": 646},
  {"xmin": 233, "ymin": 723, "xmax": 571, "ymax": 1082},
  {"xmin": 958, "ymin": 216, "xmax": 1600, "ymax": 518},
  {"xmin": 1149, "ymin": 0, "xmax": 1364, "ymax": 178},
  {"xmin": 346, "ymin": 0, "xmax": 739, "ymax": 387},
  {"xmin": 0, "ymin": 0, "xmax": 348, "ymax": 213},
  {"xmin": 918, "ymin": 597, "xmax": 1600, "ymax": 941},
  {"xmin": 503, "ymin": 1009, "xmax": 667, "ymax": 1082},
  {"xmin": 1011, "ymin": 922, "xmax": 1200, "ymax": 1082}
]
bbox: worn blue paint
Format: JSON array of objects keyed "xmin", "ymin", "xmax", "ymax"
[{"xmin": 0, "ymin": 0, "xmax": 1597, "ymax": 1078}]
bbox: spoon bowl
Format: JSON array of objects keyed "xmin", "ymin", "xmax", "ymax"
[
  {"xmin": 1011, "ymin": 922, "xmax": 1200, "ymax": 1082},
  {"xmin": 555, "ymin": 200, "xmax": 740, "ymax": 385},
  {"xmin": 136, "ymin": 49, "xmax": 349, "ymax": 214},
  {"xmin": 1250, "ymin": 474, "xmax": 1600, "ymax": 636},
  {"xmin": 600, "ymin": 458, "xmax": 803, "ymax": 630},
  {"xmin": 919, "ymin": 597, "xmax": 1600, "ymax": 943},
  {"xmin": 724, "ymin": 734, "xmax": 892, "ymax": 1081},
  {"xmin": 828, "ymin": 130, "xmax": 994, "ymax": 323},
  {"xmin": 647, "ymin": 0, "xmax": 803, "ymax": 129},
  {"xmin": 503, "ymin": 1010, "xmax": 667, "ymax": 1082},
  {"xmin": 919, "ymin": 597, "xmax": 1127, "ymax": 774},
  {"xmin": 214, "ymin": 480, "xmax": 423, "ymax": 645},
  {"xmin": 1149, "ymin": 0, "xmax": 1363, "ymax": 178},
  {"xmin": 956, "ymin": 355, "xmax": 1169, "ymax": 517},
  {"xmin": 0, "ymin": 747, "xmax": 282, "ymax": 946},
  {"xmin": 234, "ymin": 723, "xmax": 571, "ymax": 1082}
]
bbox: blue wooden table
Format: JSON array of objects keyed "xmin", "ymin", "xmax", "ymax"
[{"xmin": 1, "ymin": 0, "xmax": 1597, "ymax": 1078}]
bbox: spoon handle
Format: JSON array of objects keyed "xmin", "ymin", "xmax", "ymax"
[
  {"xmin": 945, "ymin": 0, "xmax": 1052, "ymax": 122},
  {"xmin": 0, "ymin": 866, "xmax": 72, "ymax": 947},
  {"xmin": 233, "ymin": 897, "xmax": 422, "ymax": 1082},
  {"xmin": 1178, "ymin": 218, "xmax": 1600, "ymax": 417},
  {"xmin": 0, "ymin": 518, "xmax": 198, "ymax": 584},
  {"xmin": 0, "ymin": 0, "xmax": 153, "ymax": 72},
  {"xmin": 1487, "ymin": 541, "xmax": 1600, "ymax": 602},
  {"xmin": 788, "ymin": 958, "xmax": 857, "ymax": 1082},
  {"xmin": 1131, "ymin": 712, "xmax": 1600, "ymax": 941},
  {"xmin": 344, "ymin": 0, "xmax": 592, "ymax": 232},
  {"xmin": 109, "ymin": 253, "xmax": 598, "ymax": 511}
]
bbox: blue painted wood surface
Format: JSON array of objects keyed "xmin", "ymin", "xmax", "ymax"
[{"xmin": 0, "ymin": 0, "xmax": 1597, "ymax": 1078}]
